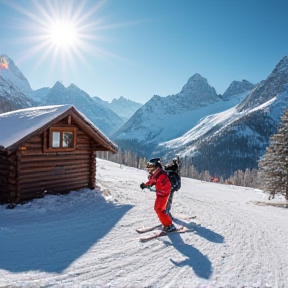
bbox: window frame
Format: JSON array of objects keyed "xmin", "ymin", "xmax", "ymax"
[{"xmin": 46, "ymin": 127, "xmax": 77, "ymax": 152}]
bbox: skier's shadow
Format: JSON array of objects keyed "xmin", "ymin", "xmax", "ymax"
[
  {"xmin": 173, "ymin": 218, "xmax": 224, "ymax": 243},
  {"xmin": 166, "ymin": 222, "xmax": 224, "ymax": 279},
  {"xmin": 167, "ymin": 233, "xmax": 213, "ymax": 279},
  {"xmin": 192, "ymin": 224, "xmax": 224, "ymax": 243}
]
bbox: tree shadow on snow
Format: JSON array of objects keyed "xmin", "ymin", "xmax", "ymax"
[
  {"xmin": 0, "ymin": 196, "xmax": 133, "ymax": 274},
  {"xmin": 168, "ymin": 233, "xmax": 213, "ymax": 279}
]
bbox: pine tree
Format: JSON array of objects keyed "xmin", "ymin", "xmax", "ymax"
[{"xmin": 258, "ymin": 109, "xmax": 288, "ymax": 200}]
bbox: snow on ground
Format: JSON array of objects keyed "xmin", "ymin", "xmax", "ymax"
[{"xmin": 1, "ymin": 159, "xmax": 288, "ymax": 288}]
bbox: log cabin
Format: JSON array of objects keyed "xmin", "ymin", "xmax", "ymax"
[{"xmin": 0, "ymin": 105, "xmax": 118, "ymax": 204}]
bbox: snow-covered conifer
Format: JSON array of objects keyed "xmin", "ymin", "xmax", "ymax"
[{"xmin": 258, "ymin": 109, "xmax": 288, "ymax": 199}]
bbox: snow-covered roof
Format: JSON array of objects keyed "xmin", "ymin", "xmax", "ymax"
[{"xmin": 0, "ymin": 105, "xmax": 118, "ymax": 153}]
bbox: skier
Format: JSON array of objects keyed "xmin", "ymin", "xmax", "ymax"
[
  {"xmin": 164, "ymin": 157, "xmax": 181, "ymax": 217},
  {"xmin": 140, "ymin": 158, "xmax": 176, "ymax": 232}
]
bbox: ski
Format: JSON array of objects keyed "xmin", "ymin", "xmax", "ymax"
[
  {"xmin": 135, "ymin": 224, "xmax": 162, "ymax": 234},
  {"xmin": 172, "ymin": 213, "xmax": 197, "ymax": 221},
  {"xmin": 172, "ymin": 214, "xmax": 200, "ymax": 227},
  {"xmin": 139, "ymin": 226, "xmax": 191, "ymax": 242},
  {"xmin": 136, "ymin": 215, "xmax": 198, "ymax": 234}
]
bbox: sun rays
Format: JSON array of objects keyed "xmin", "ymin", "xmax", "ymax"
[{"xmin": 3, "ymin": 0, "xmax": 120, "ymax": 84}]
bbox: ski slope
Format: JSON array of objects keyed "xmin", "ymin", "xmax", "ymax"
[{"xmin": 1, "ymin": 159, "xmax": 288, "ymax": 287}]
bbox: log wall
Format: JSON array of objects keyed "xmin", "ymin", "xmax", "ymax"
[
  {"xmin": 0, "ymin": 151, "xmax": 17, "ymax": 203},
  {"xmin": 0, "ymin": 124, "xmax": 97, "ymax": 203},
  {"xmin": 18, "ymin": 128, "xmax": 95, "ymax": 202}
]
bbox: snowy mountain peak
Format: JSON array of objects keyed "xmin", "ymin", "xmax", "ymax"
[
  {"xmin": 111, "ymin": 96, "xmax": 141, "ymax": 106},
  {"xmin": 237, "ymin": 54, "xmax": 288, "ymax": 112},
  {"xmin": 222, "ymin": 80, "xmax": 255, "ymax": 100},
  {"xmin": 112, "ymin": 95, "xmax": 126, "ymax": 102},
  {"xmin": 0, "ymin": 55, "xmax": 32, "ymax": 94},
  {"xmin": 67, "ymin": 83, "xmax": 85, "ymax": 94},
  {"xmin": 52, "ymin": 81, "xmax": 65, "ymax": 91},
  {"xmin": 104, "ymin": 96, "xmax": 142, "ymax": 122},
  {"xmin": 68, "ymin": 83, "xmax": 77, "ymax": 89},
  {"xmin": 176, "ymin": 73, "xmax": 220, "ymax": 108},
  {"xmin": 180, "ymin": 73, "xmax": 210, "ymax": 95},
  {"xmin": 274, "ymin": 54, "xmax": 288, "ymax": 72},
  {"xmin": 188, "ymin": 73, "xmax": 205, "ymax": 82}
]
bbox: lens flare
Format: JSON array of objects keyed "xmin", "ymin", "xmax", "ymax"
[{"xmin": 0, "ymin": 57, "xmax": 9, "ymax": 70}]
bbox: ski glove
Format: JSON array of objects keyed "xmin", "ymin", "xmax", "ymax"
[{"xmin": 140, "ymin": 183, "xmax": 147, "ymax": 190}]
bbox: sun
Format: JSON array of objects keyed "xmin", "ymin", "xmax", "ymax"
[
  {"xmin": 3, "ymin": 0, "xmax": 121, "ymax": 83},
  {"xmin": 48, "ymin": 20, "xmax": 78, "ymax": 48}
]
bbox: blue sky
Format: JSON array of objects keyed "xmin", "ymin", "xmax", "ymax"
[{"xmin": 1, "ymin": 0, "xmax": 288, "ymax": 104}]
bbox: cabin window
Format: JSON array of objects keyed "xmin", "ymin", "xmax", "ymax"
[
  {"xmin": 52, "ymin": 132, "xmax": 61, "ymax": 147},
  {"xmin": 47, "ymin": 127, "xmax": 77, "ymax": 152},
  {"xmin": 63, "ymin": 132, "xmax": 74, "ymax": 148}
]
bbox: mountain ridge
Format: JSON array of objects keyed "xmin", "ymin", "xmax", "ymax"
[
  {"xmin": 2, "ymin": 53, "xmax": 287, "ymax": 178},
  {"xmin": 93, "ymin": 95, "xmax": 142, "ymax": 122},
  {"xmin": 157, "ymin": 55, "xmax": 288, "ymax": 178},
  {"xmin": 111, "ymin": 74, "xmax": 254, "ymax": 156},
  {"xmin": 0, "ymin": 55, "xmax": 125, "ymax": 136},
  {"xmin": 41, "ymin": 81, "xmax": 125, "ymax": 136}
]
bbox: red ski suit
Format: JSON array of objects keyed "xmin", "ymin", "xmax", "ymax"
[{"xmin": 144, "ymin": 168, "xmax": 172, "ymax": 227}]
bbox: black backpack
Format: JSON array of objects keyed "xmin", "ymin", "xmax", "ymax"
[
  {"xmin": 164, "ymin": 157, "xmax": 181, "ymax": 192},
  {"xmin": 166, "ymin": 170, "xmax": 181, "ymax": 192}
]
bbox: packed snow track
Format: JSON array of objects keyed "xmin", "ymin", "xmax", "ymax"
[{"xmin": 0, "ymin": 159, "xmax": 288, "ymax": 288}]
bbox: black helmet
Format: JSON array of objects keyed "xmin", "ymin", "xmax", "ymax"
[{"xmin": 146, "ymin": 158, "xmax": 162, "ymax": 173}]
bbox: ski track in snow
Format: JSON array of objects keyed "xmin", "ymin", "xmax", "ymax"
[{"xmin": 1, "ymin": 159, "xmax": 288, "ymax": 288}]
